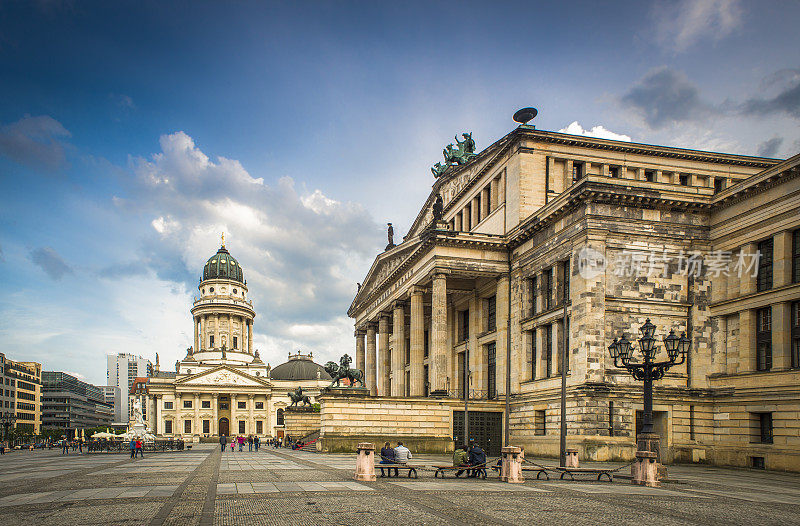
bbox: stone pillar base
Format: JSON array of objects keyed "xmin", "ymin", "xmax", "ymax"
[
  {"xmin": 565, "ymin": 448, "xmax": 579, "ymax": 468},
  {"xmin": 354, "ymin": 442, "xmax": 377, "ymax": 482},
  {"xmin": 501, "ymin": 446, "xmax": 525, "ymax": 483},
  {"xmin": 632, "ymin": 451, "xmax": 660, "ymax": 487}
]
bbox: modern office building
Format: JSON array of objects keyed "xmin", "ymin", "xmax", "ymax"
[
  {"xmin": 0, "ymin": 354, "xmax": 42, "ymax": 435},
  {"xmin": 41, "ymin": 371, "xmax": 113, "ymax": 437},
  {"xmin": 107, "ymin": 353, "xmax": 152, "ymax": 423}
]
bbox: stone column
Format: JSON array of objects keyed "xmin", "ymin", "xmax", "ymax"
[
  {"xmin": 410, "ymin": 286, "xmax": 425, "ymax": 396},
  {"xmin": 392, "ymin": 301, "xmax": 406, "ymax": 397},
  {"xmin": 193, "ymin": 317, "xmax": 199, "ymax": 352},
  {"xmin": 248, "ymin": 394, "xmax": 255, "ymax": 435},
  {"xmin": 496, "ymin": 275, "xmax": 510, "ymax": 395},
  {"xmin": 175, "ymin": 394, "xmax": 182, "ymax": 436},
  {"xmin": 366, "ymin": 322, "xmax": 377, "ymax": 396},
  {"xmin": 431, "ymin": 271, "xmax": 449, "ymax": 395},
  {"xmin": 150, "ymin": 395, "xmax": 158, "ymax": 435},
  {"xmin": 355, "ymin": 328, "xmax": 366, "ymax": 376},
  {"xmin": 740, "ymin": 243, "xmax": 757, "ymax": 295},
  {"xmin": 212, "ymin": 394, "xmax": 219, "ymax": 435},
  {"xmin": 228, "ymin": 314, "xmax": 233, "ymax": 349},
  {"xmin": 739, "ymin": 309, "xmax": 755, "ymax": 372},
  {"xmin": 194, "ymin": 393, "xmax": 200, "ymax": 436},
  {"xmin": 378, "ymin": 313, "xmax": 390, "ymax": 396},
  {"xmin": 774, "ymin": 231, "xmax": 793, "ymax": 287},
  {"xmin": 230, "ymin": 394, "xmax": 237, "ymax": 435},
  {"xmin": 215, "ymin": 314, "xmax": 220, "ymax": 348},
  {"xmin": 248, "ymin": 320, "xmax": 253, "ymax": 353},
  {"xmin": 773, "ymin": 302, "xmax": 791, "ymax": 369}
]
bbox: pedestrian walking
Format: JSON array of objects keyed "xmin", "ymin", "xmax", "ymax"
[
  {"xmin": 135, "ymin": 438, "xmax": 143, "ymax": 458},
  {"xmin": 254, "ymin": 436, "xmax": 260, "ymax": 452},
  {"xmin": 129, "ymin": 438, "xmax": 136, "ymax": 459},
  {"xmin": 219, "ymin": 434, "xmax": 227, "ymax": 452},
  {"xmin": 247, "ymin": 435, "xmax": 253, "ymax": 452},
  {"xmin": 230, "ymin": 438, "xmax": 235, "ymax": 452},
  {"xmin": 237, "ymin": 435, "xmax": 245, "ymax": 452},
  {"xmin": 62, "ymin": 439, "xmax": 69, "ymax": 455}
]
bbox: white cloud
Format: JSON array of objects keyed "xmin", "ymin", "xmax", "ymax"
[
  {"xmin": 558, "ymin": 121, "xmax": 632, "ymax": 142},
  {"xmin": 652, "ymin": 0, "xmax": 743, "ymax": 53},
  {"xmin": 115, "ymin": 131, "xmax": 383, "ymax": 367}
]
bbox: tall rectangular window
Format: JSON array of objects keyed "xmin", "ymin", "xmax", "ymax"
[
  {"xmin": 486, "ymin": 295, "xmax": 497, "ymax": 332},
  {"xmin": 545, "ymin": 324, "xmax": 553, "ymax": 377},
  {"xmin": 239, "ymin": 420, "xmax": 245, "ymax": 434},
  {"xmin": 609, "ymin": 401, "xmax": 614, "ymax": 437},
  {"xmin": 572, "ymin": 162, "xmax": 584, "ymax": 182},
  {"xmin": 164, "ymin": 420, "xmax": 173, "ymax": 434},
  {"xmin": 534, "ymin": 410, "xmax": 546, "ymax": 435},
  {"xmin": 424, "ymin": 329, "xmax": 429, "ymax": 358},
  {"xmin": 209, "ymin": 335, "xmax": 214, "ymax": 347},
  {"xmin": 793, "ymin": 229, "xmax": 800, "ymax": 283},
  {"xmin": 256, "ymin": 420, "xmax": 263, "ymax": 434},
  {"xmin": 460, "ymin": 310, "xmax": 469, "ymax": 341},
  {"xmin": 233, "ymin": 336, "xmax": 238, "ymax": 349},
  {"xmin": 753, "ymin": 412, "xmax": 773, "ymax": 444},
  {"xmin": 464, "ymin": 204, "xmax": 471, "ymax": 230},
  {"xmin": 487, "ymin": 342, "xmax": 496, "ymax": 399},
  {"xmin": 203, "ymin": 420, "xmax": 210, "ymax": 434},
  {"xmin": 184, "ymin": 419, "xmax": 191, "ymax": 434},
  {"xmin": 757, "ymin": 238, "xmax": 773, "ymax": 292},
  {"xmin": 528, "ymin": 275, "xmax": 537, "ymax": 316},
  {"xmin": 756, "ymin": 307, "xmax": 772, "ymax": 371},
  {"xmin": 791, "ymin": 301, "xmax": 800, "ymax": 369},
  {"xmin": 475, "ymin": 195, "xmax": 482, "ymax": 224},
  {"xmin": 530, "ymin": 329, "xmax": 537, "ymax": 380},
  {"xmin": 544, "ymin": 268, "xmax": 553, "ymax": 310},
  {"xmin": 562, "ymin": 260, "xmax": 570, "ymax": 302}
]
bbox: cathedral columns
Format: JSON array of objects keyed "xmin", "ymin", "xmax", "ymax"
[
  {"xmin": 377, "ymin": 313, "xmax": 390, "ymax": 396},
  {"xmin": 431, "ymin": 271, "xmax": 449, "ymax": 395},
  {"xmin": 410, "ymin": 286, "xmax": 425, "ymax": 397},
  {"xmin": 175, "ymin": 393, "xmax": 182, "ymax": 436},
  {"xmin": 391, "ymin": 301, "xmax": 406, "ymax": 396},
  {"xmin": 212, "ymin": 394, "xmax": 219, "ymax": 435},
  {"xmin": 193, "ymin": 317, "xmax": 199, "ymax": 352},
  {"xmin": 230, "ymin": 394, "xmax": 237, "ymax": 434},
  {"xmin": 193, "ymin": 393, "xmax": 200, "ymax": 435},
  {"xmin": 248, "ymin": 320, "xmax": 253, "ymax": 353},
  {"xmin": 248, "ymin": 394, "xmax": 255, "ymax": 435},
  {"xmin": 365, "ymin": 322, "xmax": 377, "ymax": 396},
  {"xmin": 355, "ymin": 328, "xmax": 366, "ymax": 376}
]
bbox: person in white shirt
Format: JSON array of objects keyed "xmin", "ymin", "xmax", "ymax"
[{"xmin": 394, "ymin": 442, "xmax": 412, "ymax": 463}]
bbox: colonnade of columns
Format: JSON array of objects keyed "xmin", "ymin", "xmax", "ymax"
[
  {"xmin": 148, "ymin": 392, "xmax": 270, "ymax": 437},
  {"xmin": 354, "ymin": 271, "xmax": 450, "ymax": 397},
  {"xmin": 193, "ymin": 313, "xmax": 254, "ymax": 353}
]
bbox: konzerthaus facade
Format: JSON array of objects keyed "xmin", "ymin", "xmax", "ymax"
[{"xmin": 349, "ymin": 122, "xmax": 800, "ymax": 471}]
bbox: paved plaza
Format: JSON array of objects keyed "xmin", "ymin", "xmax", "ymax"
[{"xmin": 0, "ymin": 445, "xmax": 799, "ymax": 525}]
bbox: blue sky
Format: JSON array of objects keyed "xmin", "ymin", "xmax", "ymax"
[{"xmin": 0, "ymin": 0, "xmax": 798, "ymax": 385}]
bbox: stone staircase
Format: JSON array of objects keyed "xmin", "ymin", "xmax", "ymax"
[{"xmin": 297, "ymin": 430, "xmax": 320, "ymax": 452}]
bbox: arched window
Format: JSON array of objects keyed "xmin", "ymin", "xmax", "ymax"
[{"xmin": 277, "ymin": 408, "xmax": 285, "ymax": 426}]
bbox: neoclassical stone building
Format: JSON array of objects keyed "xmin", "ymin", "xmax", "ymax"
[
  {"xmin": 147, "ymin": 240, "xmax": 331, "ymax": 439},
  {"xmin": 349, "ymin": 122, "xmax": 800, "ymax": 470}
]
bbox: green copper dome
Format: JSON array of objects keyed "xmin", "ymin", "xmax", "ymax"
[{"xmin": 202, "ymin": 246, "xmax": 244, "ymax": 283}]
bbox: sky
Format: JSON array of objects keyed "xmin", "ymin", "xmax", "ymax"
[{"xmin": 0, "ymin": 0, "xmax": 798, "ymax": 385}]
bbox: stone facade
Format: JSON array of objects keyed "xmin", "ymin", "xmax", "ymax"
[{"xmin": 350, "ymin": 124, "xmax": 800, "ymax": 471}]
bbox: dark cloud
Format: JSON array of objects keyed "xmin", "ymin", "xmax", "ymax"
[
  {"xmin": 756, "ymin": 137, "xmax": 783, "ymax": 158},
  {"xmin": 97, "ymin": 260, "xmax": 150, "ymax": 279},
  {"xmin": 619, "ymin": 67, "xmax": 715, "ymax": 129},
  {"xmin": 741, "ymin": 69, "xmax": 800, "ymax": 119},
  {"xmin": 29, "ymin": 247, "xmax": 73, "ymax": 280},
  {"xmin": 0, "ymin": 115, "xmax": 71, "ymax": 171}
]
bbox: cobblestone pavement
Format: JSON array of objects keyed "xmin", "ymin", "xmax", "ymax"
[{"xmin": 0, "ymin": 445, "xmax": 799, "ymax": 525}]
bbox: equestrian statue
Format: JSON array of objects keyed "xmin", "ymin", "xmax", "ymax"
[
  {"xmin": 287, "ymin": 386, "xmax": 313, "ymax": 408},
  {"xmin": 324, "ymin": 354, "xmax": 365, "ymax": 388}
]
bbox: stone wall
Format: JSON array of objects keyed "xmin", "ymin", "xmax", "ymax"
[
  {"xmin": 283, "ymin": 409, "xmax": 321, "ymax": 441},
  {"xmin": 318, "ymin": 394, "xmax": 503, "ymax": 453}
]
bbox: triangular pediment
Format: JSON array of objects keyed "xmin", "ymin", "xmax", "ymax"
[
  {"xmin": 351, "ymin": 240, "xmax": 421, "ymax": 307},
  {"xmin": 177, "ymin": 365, "xmax": 268, "ymax": 387}
]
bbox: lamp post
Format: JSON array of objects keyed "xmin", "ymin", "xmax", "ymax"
[{"xmin": 608, "ymin": 319, "xmax": 690, "ymax": 455}]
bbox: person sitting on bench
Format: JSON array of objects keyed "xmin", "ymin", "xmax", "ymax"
[
  {"xmin": 453, "ymin": 444, "xmax": 469, "ymax": 477},
  {"xmin": 379, "ymin": 441, "xmax": 398, "ymax": 477},
  {"xmin": 467, "ymin": 443, "xmax": 486, "ymax": 478},
  {"xmin": 394, "ymin": 441, "xmax": 412, "ymax": 466}
]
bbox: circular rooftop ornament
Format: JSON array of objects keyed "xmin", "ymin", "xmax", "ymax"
[{"xmin": 513, "ymin": 107, "xmax": 538, "ymax": 125}]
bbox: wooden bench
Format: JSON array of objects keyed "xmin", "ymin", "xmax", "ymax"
[
  {"xmin": 491, "ymin": 465, "xmax": 550, "ymax": 480},
  {"xmin": 555, "ymin": 467, "xmax": 614, "ymax": 481},
  {"xmin": 433, "ymin": 465, "xmax": 487, "ymax": 479},
  {"xmin": 377, "ymin": 464, "xmax": 418, "ymax": 478}
]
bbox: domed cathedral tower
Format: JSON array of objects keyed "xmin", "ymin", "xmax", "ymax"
[{"xmin": 190, "ymin": 235, "xmax": 256, "ymax": 365}]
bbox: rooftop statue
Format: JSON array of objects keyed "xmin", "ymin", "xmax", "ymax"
[
  {"xmin": 432, "ymin": 132, "xmax": 477, "ymax": 178},
  {"xmin": 432, "ymin": 193, "xmax": 444, "ymax": 221}
]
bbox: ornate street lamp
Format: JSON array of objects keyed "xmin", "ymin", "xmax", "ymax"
[{"xmin": 608, "ymin": 319, "xmax": 689, "ymax": 447}]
